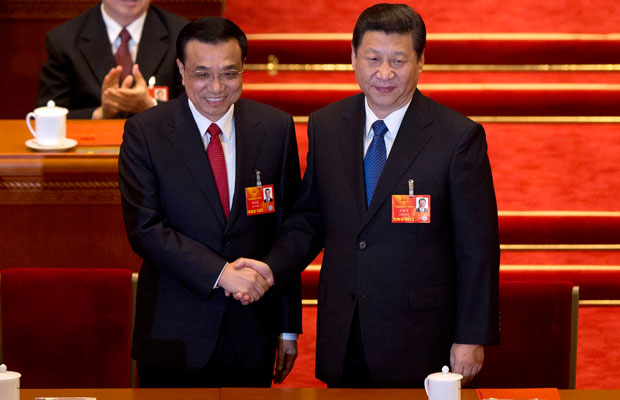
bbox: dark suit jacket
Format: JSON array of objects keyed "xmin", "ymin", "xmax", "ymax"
[
  {"xmin": 37, "ymin": 4, "xmax": 187, "ymax": 119},
  {"xmin": 265, "ymin": 90, "xmax": 500, "ymax": 385},
  {"xmin": 118, "ymin": 96, "xmax": 302, "ymax": 369}
]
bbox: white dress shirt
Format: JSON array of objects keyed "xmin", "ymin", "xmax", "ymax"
[
  {"xmin": 363, "ymin": 96, "xmax": 413, "ymax": 158},
  {"xmin": 101, "ymin": 3, "xmax": 147, "ymax": 62},
  {"xmin": 188, "ymin": 99, "xmax": 236, "ymax": 208}
]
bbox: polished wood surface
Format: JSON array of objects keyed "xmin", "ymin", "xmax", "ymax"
[
  {"xmin": 18, "ymin": 388, "xmax": 620, "ymax": 400},
  {"xmin": 223, "ymin": 388, "xmax": 480, "ymax": 400},
  {"xmin": 0, "ymin": 120, "xmax": 141, "ymax": 270},
  {"xmin": 20, "ymin": 388, "xmax": 220, "ymax": 400}
]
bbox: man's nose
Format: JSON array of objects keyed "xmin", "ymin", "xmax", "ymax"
[
  {"xmin": 376, "ymin": 61, "xmax": 395, "ymax": 80},
  {"xmin": 208, "ymin": 76, "xmax": 225, "ymax": 92}
]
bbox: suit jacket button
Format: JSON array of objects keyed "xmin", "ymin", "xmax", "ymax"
[
  {"xmin": 359, "ymin": 240, "xmax": 367, "ymax": 250},
  {"xmin": 224, "ymin": 241, "xmax": 231, "ymax": 247}
]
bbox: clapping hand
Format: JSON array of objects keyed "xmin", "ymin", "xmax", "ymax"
[{"xmin": 93, "ymin": 64, "xmax": 156, "ymax": 119}]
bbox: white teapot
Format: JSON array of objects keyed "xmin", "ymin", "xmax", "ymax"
[
  {"xmin": 26, "ymin": 100, "xmax": 68, "ymax": 146},
  {"xmin": 424, "ymin": 365, "xmax": 462, "ymax": 400},
  {"xmin": 0, "ymin": 364, "xmax": 20, "ymax": 400}
]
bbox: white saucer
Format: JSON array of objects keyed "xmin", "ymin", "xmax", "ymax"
[{"xmin": 26, "ymin": 138, "xmax": 77, "ymax": 152}]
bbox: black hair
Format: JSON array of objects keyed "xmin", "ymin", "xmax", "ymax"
[
  {"xmin": 352, "ymin": 3, "xmax": 426, "ymax": 58},
  {"xmin": 176, "ymin": 17, "xmax": 248, "ymax": 63}
]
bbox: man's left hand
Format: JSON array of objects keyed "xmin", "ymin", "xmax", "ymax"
[
  {"xmin": 450, "ymin": 343, "xmax": 484, "ymax": 385},
  {"xmin": 103, "ymin": 64, "xmax": 156, "ymax": 114},
  {"xmin": 273, "ymin": 339, "xmax": 297, "ymax": 384}
]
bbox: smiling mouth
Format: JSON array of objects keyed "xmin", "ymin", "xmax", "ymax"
[
  {"xmin": 204, "ymin": 97, "xmax": 225, "ymax": 104},
  {"xmin": 374, "ymin": 86, "xmax": 395, "ymax": 93}
]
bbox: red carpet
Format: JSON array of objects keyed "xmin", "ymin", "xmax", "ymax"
[
  {"xmin": 292, "ymin": 122, "xmax": 620, "ymax": 212},
  {"xmin": 225, "ymin": 0, "xmax": 620, "ymax": 33},
  {"xmin": 278, "ymin": 305, "xmax": 620, "ymax": 389}
]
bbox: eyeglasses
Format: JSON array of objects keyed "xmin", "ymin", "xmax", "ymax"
[{"xmin": 189, "ymin": 70, "xmax": 243, "ymax": 82}]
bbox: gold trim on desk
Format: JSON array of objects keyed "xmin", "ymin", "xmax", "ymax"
[{"xmin": 0, "ymin": 179, "xmax": 120, "ymax": 204}]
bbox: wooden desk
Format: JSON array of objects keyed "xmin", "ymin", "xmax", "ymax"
[
  {"xmin": 0, "ymin": 120, "xmax": 141, "ymax": 270},
  {"xmin": 20, "ymin": 388, "xmax": 220, "ymax": 400},
  {"xmin": 18, "ymin": 388, "xmax": 620, "ymax": 400}
]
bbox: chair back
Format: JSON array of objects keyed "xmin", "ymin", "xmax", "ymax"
[
  {"xmin": 472, "ymin": 280, "xmax": 578, "ymax": 389},
  {"xmin": 0, "ymin": 268, "xmax": 133, "ymax": 388}
]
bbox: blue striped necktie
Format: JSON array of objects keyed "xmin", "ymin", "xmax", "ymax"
[{"xmin": 364, "ymin": 120, "xmax": 388, "ymax": 207}]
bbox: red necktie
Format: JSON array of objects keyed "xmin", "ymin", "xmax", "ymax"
[
  {"xmin": 206, "ymin": 123, "xmax": 230, "ymax": 219},
  {"xmin": 114, "ymin": 28, "xmax": 133, "ymax": 83}
]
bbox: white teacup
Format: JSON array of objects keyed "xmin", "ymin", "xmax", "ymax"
[
  {"xmin": 26, "ymin": 100, "xmax": 68, "ymax": 146},
  {"xmin": 0, "ymin": 364, "xmax": 20, "ymax": 400},
  {"xmin": 424, "ymin": 365, "xmax": 462, "ymax": 400}
]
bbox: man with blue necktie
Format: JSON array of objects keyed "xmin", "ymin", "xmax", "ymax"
[{"xmin": 235, "ymin": 3, "xmax": 500, "ymax": 388}]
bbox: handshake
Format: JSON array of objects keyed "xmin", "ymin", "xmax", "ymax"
[{"xmin": 218, "ymin": 258, "xmax": 274, "ymax": 305}]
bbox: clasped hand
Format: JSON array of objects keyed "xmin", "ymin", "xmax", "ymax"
[
  {"xmin": 218, "ymin": 258, "xmax": 274, "ymax": 305},
  {"xmin": 93, "ymin": 64, "xmax": 156, "ymax": 119}
]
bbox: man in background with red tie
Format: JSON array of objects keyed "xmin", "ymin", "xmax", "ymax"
[
  {"xmin": 36, "ymin": 0, "xmax": 187, "ymax": 119},
  {"xmin": 118, "ymin": 18, "xmax": 301, "ymax": 387}
]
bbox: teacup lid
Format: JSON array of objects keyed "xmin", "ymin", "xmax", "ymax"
[
  {"xmin": 426, "ymin": 365, "xmax": 463, "ymax": 381},
  {"xmin": 34, "ymin": 100, "xmax": 69, "ymax": 117},
  {"xmin": 0, "ymin": 364, "xmax": 21, "ymax": 380}
]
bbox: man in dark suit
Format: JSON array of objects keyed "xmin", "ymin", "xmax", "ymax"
[
  {"xmin": 118, "ymin": 17, "xmax": 301, "ymax": 387},
  {"xmin": 37, "ymin": 0, "xmax": 187, "ymax": 119},
  {"xmin": 236, "ymin": 3, "xmax": 500, "ymax": 388}
]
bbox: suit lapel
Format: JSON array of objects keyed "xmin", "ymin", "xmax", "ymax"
[
  {"xmin": 136, "ymin": 7, "xmax": 169, "ymax": 84},
  {"xmin": 336, "ymin": 94, "xmax": 367, "ymax": 221},
  {"xmin": 226, "ymin": 100, "xmax": 266, "ymax": 229},
  {"xmin": 78, "ymin": 7, "xmax": 116, "ymax": 85},
  {"xmin": 165, "ymin": 96, "xmax": 228, "ymax": 227},
  {"xmin": 362, "ymin": 90, "xmax": 434, "ymax": 228}
]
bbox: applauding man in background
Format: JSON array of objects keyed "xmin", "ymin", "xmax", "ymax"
[{"xmin": 37, "ymin": 0, "xmax": 187, "ymax": 119}]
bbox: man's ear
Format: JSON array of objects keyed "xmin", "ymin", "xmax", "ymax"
[
  {"xmin": 351, "ymin": 45, "xmax": 357, "ymax": 71},
  {"xmin": 176, "ymin": 59, "xmax": 185, "ymax": 81},
  {"xmin": 417, "ymin": 50, "xmax": 425, "ymax": 74}
]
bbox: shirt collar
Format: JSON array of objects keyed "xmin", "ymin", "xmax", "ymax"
[
  {"xmin": 188, "ymin": 99, "xmax": 235, "ymax": 144},
  {"xmin": 364, "ymin": 97, "xmax": 412, "ymax": 139},
  {"xmin": 101, "ymin": 3, "xmax": 147, "ymax": 45}
]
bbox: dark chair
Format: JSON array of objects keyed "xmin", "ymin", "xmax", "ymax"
[
  {"xmin": 0, "ymin": 268, "xmax": 133, "ymax": 388},
  {"xmin": 472, "ymin": 280, "xmax": 578, "ymax": 389}
]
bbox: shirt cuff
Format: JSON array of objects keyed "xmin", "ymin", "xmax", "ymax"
[
  {"xmin": 279, "ymin": 333, "xmax": 298, "ymax": 340},
  {"xmin": 213, "ymin": 262, "xmax": 228, "ymax": 289}
]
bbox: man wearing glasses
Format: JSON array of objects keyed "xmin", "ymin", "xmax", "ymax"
[{"xmin": 118, "ymin": 18, "xmax": 301, "ymax": 387}]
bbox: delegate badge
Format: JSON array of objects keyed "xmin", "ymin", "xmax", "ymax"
[
  {"xmin": 246, "ymin": 184, "xmax": 275, "ymax": 215},
  {"xmin": 392, "ymin": 194, "xmax": 430, "ymax": 223},
  {"xmin": 149, "ymin": 86, "xmax": 169, "ymax": 101}
]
